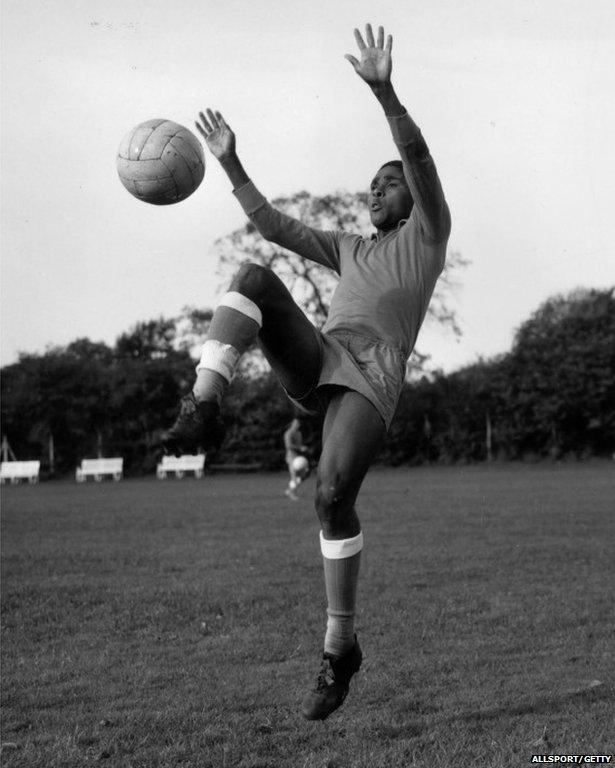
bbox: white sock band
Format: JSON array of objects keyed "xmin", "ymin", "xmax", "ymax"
[
  {"xmin": 320, "ymin": 531, "xmax": 364, "ymax": 560},
  {"xmin": 218, "ymin": 291, "xmax": 263, "ymax": 327},
  {"xmin": 196, "ymin": 339, "xmax": 240, "ymax": 382}
]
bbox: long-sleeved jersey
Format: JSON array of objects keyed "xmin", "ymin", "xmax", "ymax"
[{"xmin": 233, "ymin": 109, "xmax": 451, "ymax": 426}]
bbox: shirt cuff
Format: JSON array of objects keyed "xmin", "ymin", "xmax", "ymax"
[
  {"xmin": 232, "ymin": 180, "xmax": 267, "ymax": 215},
  {"xmin": 387, "ymin": 110, "xmax": 422, "ymax": 146}
]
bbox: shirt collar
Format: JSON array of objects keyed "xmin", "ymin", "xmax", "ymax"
[{"xmin": 370, "ymin": 218, "xmax": 408, "ymax": 241}]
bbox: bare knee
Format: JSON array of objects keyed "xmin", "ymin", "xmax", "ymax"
[
  {"xmin": 315, "ymin": 471, "xmax": 359, "ymax": 538},
  {"xmin": 229, "ymin": 263, "xmax": 274, "ymax": 304}
]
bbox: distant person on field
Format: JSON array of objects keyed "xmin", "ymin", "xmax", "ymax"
[
  {"xmin": 162, "ymin": 23, "xmax": 451, "ymax": 720},
  {"xmin": 284, "ymin": 418, "xmax": 308, "ymax": 500}
]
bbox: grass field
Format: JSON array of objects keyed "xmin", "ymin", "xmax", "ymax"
[{"xmin": 1, "ymin": 462, "xmax": 614, "ymax": 767}]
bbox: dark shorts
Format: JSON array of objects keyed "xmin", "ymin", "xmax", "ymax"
[{"xmin": 286, "ymin": 329, "xmax": 407, "ymax": 429}]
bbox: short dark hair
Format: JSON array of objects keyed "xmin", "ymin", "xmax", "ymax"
[{"xmin": 378, "ymin": 160, "xmax": 403, "ymax": 172}]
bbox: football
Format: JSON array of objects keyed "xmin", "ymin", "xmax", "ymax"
[
  {"xmin": 117, "ymin": 119, "xmax": 205, "ymax": 205},
  {"xmin": 292, "ymin": 455, "xmax": 310, "ymax": 478}
]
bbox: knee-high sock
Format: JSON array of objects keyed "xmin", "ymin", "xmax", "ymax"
[
  {"xmin": 193, "ymin": 291, "xmax": 262, "ymax": 404},
  {"xmin": 320, "ymin": 531, "xmax": 363, "ymax": 658}
]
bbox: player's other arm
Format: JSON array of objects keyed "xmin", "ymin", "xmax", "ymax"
[
  {"xmin": 196, "ymin": 110, "xmax": 342, "ymax": 273},
  {"xmin": 346, "ymin": 25, "xmax": 451, "ymax": 243}
]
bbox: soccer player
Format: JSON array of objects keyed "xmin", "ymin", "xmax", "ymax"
[
  {"xmin": 284, "ymin": 418, "xmax": 308, "ymax": 500},
  {"xmin": 163, "ymin": 23, "xmax": 451, "ymax": 720}
]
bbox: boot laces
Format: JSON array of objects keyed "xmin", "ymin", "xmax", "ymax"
[{"xmin": 314, "ymin": 657, "xmax": 335, "ymax": 692}]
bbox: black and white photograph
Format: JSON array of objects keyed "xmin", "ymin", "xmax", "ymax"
[{"xmin": 1, "ymin": 1, "xmax": 614, "ymax": 766}]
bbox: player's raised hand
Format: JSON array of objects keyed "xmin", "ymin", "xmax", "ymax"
[
  {"xmin": 196, "ymin": 109, "xmax": 235, "ymax": 160},
  {"xmin": 345, "ymin": 23, "xmax": 392, "ymax": 86}
]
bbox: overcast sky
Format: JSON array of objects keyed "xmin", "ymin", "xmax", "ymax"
[{"xmin": 2, "ymin": 0, "xmax": 614, "ymax": 372}]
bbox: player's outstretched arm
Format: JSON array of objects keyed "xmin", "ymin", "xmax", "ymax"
[
  {"xmin": 344, "ymin": 23, "xmax": 402, "ymax": 114},
  {"xmin": 196, "ymin": 109, "xmax": 250, "ymax": 189},
  {"xmin": 195, "ymin": 109, "xmax": 343, "ymax": 272},
  {"xmin": 346, "ymin": 24, "xmax": 450, "ymax": 243}
]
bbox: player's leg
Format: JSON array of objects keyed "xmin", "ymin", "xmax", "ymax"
[
  {"xmin": 163, "ymin": 263, "xmax": 321, "ymax": 454},
  {"xmin": 317, "ymin": 389, "xmax": 386, "ymax": 539},
  {"xmin": 285, "ymin": 452, "xmax": 299, "ymax": 500},
  {"xmin": 302, "ymin": 388, "xmax": 386, "ymax": 720}
]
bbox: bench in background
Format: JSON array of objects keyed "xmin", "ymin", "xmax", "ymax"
[
  {"xmin": 0, "ymin": 460, "xmax": 41, "ymax": 485},
  {"xmin": 156, "ymin": 454, "xmax": 205, "ymax": 479},
  {"xmin": 75, "ymin": 458, "xmax": 123, "ymax": 482}
]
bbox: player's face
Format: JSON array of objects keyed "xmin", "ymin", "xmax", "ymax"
[{"xmin": 368, "ymin": 165, "xmax": 412, "ymax": 232}]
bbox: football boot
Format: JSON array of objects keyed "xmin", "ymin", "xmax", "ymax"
[
  {"xmin": 301, "ymin": 636, "xmax": 362, "ymax": 720},
  {"xmin": 161, "ymin": 392, "xmax": 225, "ymax": 456}
]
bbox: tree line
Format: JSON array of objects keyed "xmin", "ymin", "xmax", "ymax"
[
  {"xmin": 2, "ymin": 190, "xmax": 613, "ymax": 474},
  {"xmin": 2, "ymin": 287, "xmax": 613, "ymax": 478}
]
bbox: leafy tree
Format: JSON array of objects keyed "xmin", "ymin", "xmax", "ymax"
[
  {"xmin": 0, "ymin": 325, "xmax": 198, "ymax": 475},
  {"xmin": 115, "ymin": 317, "xmax": 178, "ymax": 359},
  {"xmin": 427, "ymin": 358, "xmax": 511, "ymax": 462},
  {"xmin": 381, "ymin": 285, "xmax": 615, "ymax": 466},
  {"xmin": 3, "ymin": 287, "xmax": 610, "ymax": 478},
  {"xmin": 0, "ymin": 340, "xmax": 115, "ymax": 473},
  {"xmin": 382, "ymin": 375, "xmax": 441, "ymax": 465},
  {"xmin": 505, "ymin": 288, "xmax": 615, "ymax": 457},
  {"xmin": 107, "ymin": 353, "xmax": 194, "ymax": 473}
]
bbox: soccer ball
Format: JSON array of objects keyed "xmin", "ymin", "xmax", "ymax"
[
  {"xmin": 292, "ymin": 455, "xmax": 310, "ymax": 479},
  {"xmin": 116, "ymin": 119, "xmax": 205, "ymax": 205}
]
